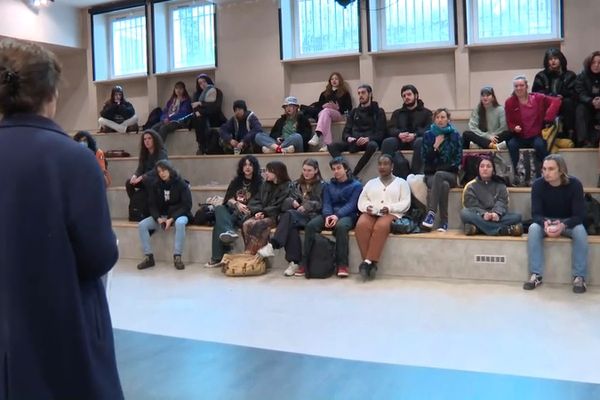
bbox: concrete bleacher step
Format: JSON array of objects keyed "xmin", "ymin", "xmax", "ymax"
[
  {"xmin": 112, "ymin": 220, "xmax": 600, "ymax": 285},
  {"xmin": 107, "ymin": 186, "xmax": 600, "ymax": 229},
  {"xmin": 103, "ymin": 149, "xmax": 600, "ymax": 188}
]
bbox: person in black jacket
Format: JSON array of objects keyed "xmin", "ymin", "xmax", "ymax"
[
  {"xmin": 191, "ymin": 74, "xmax": 227, "ymax": 154},
  {"xmin": 98, "ymin": 85, "xmax": 138, "ymax": 133},
  {"xmin": 125, "ymin": 128, "xmax": 168, "ymax": 198},
  {"xmin": 328, "ymin": 84, "xmax": 387, "ymax": 177},
  {"xmin": 137, "ymin": 159, "xmax": 192, "ymax": 270},
  {"xmin": 381, "ymin": 84, "xmax": 432, "ymax": 178},
  {"xmin": 0, "ymin": 38, "xmax": 123, "ymax": 400},
  {"xmin": 219, "ymin": 100, "xmax": 263, "ymax": 154},
  {"xmin": 532, "ymin": 48, "xmax": 577, "ymax": 140},
  {"xmin": 255, "ymin": 96, "xmax": 312, "ymax": 153},
  {"xmin": 574, "ymin": 50, "xmax": 600, "ymax": 147},
  {"xmin": 205, "ymin": 155, "xmax": 264, "ymax": 267}
]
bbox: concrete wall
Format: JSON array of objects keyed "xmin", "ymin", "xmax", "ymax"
[{"xmin": 1, "ymin": 0, "xmax": 599, "ymax": 132}]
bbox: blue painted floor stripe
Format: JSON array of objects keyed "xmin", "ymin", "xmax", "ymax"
[{"xmin": 115, "ymin": 329, "xmax": 600, "ymax": 400}]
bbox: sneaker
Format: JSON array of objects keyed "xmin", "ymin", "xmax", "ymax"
[
  {"xmin": 359, "ymin": 262, "xmax": 370, "ymax": 281},
  {"xmin": 464, "ymin": 223, "xmax": 478, "ymax": 236},
  {"xmin": 284, "ymin": 261, "xmax": 299, "ymax": 276},
  {"xmin": 257, "ymin": 242, "xmax": 275, "ymax": 258},
  {"xmin": 523, "ymin": 273, "xmax": 543, "ymax": 290},
  {"xmin": 318, "ymin": 145, "xmax": 328, "ymax": 152},
  {"xmin": 496, "ymin": 141, "xmax": 508, "ymax": 151},
  {"xmin": 437, "ymin": 222, "xmax": 448, "ymax": 232},
  {"xmin": 137, "ymin": 254, "xmax": 155, "ymax": 270},
  {"xmin": 422, "ymin": 211, "xmax": 435, "ymax": 228},
  {"xmin": 337, "ymin": 266, "xmax": 349, "ymax": 278},
  {"xmin": 369, "ymin": 262, "xmax": 378, "ymax": 280},
  {"xmin": 204, "ymin": 259, "xmax": 223, "ymax": 268},
  {"xmin": 573, "ymin": 276, "xmax": 587, "ymax": 294},
  {"xmin": 173, "ymin": 254, "xmax": 185, "ymax": 270},
  {"xmin": 219, "ymin": 230, "xmax": 239, "ymax": 244},
  {"xmin": 282, "ymin": 145, "xmax": 295, "ymax": 153},
  {"xmin": 294, "ymin": 266, "xmax": 306, "ymax": 277},
  {"xmin": 308, "ymin": 133, "xmax": 320, "ymax": 147},
  {"xmin": 262, "ymin": 146, "xmax": 275, "ymax": 154}
]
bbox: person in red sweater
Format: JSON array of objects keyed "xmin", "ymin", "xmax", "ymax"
[{"xmin": 505, "ymin": 75, "xmax": 561, "ymax": 172}]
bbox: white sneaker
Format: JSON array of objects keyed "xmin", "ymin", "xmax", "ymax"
[
  {"xmin": 318, "ymin": 145, "xmax": 328, "ymax": 152},
  {"xmin": 284, "ymin": 261, "xmax": 299, "ymax": 276},
  {"xmin": 308, "ymin": 134, "xmax": 320, "ymax": 147},
  {"xmin": 204, "ymin": 260, "xmax": 223, "ymax": 268},
  {"xmin": 262, "ymin": 146, "xmax": 275, "ymax": 154},
  {"xmin": 496, "ymin": 141, "xmax": 507, "ymax": 151},
  {"xmin": 282, "ymin": 145, "xmax": 295, "ymax": 153},
  {"xmin": 219, "ymin": 230, "xmax": 239, "ymax": 243},
  {"xmin": 257, "ymin": 242, "xmax": 275, "ymax": 258}
]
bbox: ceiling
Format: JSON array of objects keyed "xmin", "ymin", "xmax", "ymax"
[{"xmin": 56, "ymin": 0, "xmax": 243, "ymax": 9}]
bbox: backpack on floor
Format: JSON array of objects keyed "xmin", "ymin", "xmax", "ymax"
[
  {"xmin": 128, "ymin": 189, "xmax": 149, "ymax": 222},
  {"xmin": 142, "ymin": 107, "xmax": 163, "ymax": 130},
  {"xmin": 221, "ymin": 253, "xmax": 266, "ymax": 277},
  {"xmin": 492, "ymin": 152, "xmax": 513, "ymax": 186},
  {"xmin": 514, "ymin": 149, "xmax": 540, "ymax": 187},
  {"xmin": 306, "ymin": 234, "xmax": 336, "ymax": 279},
  {"xmin": 584, "ymin": 193, "xmax": 600, "ymax": 235}
]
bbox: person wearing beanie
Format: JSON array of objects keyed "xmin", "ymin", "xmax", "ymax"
[
  {"xmin": 191, "ymin": 73, "xmax": 226, "ymax": 154},
  {"xmin": 574, "ymin": 51, "xmax": 600, "ymax": 148},
  {"xmin": 532, "ymin": 48, "xmax": 577, "ymax": 141},
  {"xmin": 219, "ymin": 99, "xmax": 264, "ymax": 154},
  {"xmin": 255, "ymin": 96, "xmax": 312, "ymax": 153}
]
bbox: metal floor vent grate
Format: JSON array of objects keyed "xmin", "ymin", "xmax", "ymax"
[{"xmin": 474, "ymin": 255, "xmax": 506, "ymax": 263}]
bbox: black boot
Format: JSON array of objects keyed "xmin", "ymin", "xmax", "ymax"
[
  {"xmin": 369, "ymin": 262, "xmax": 378, "ymax": 280},
  {"xmin": 359, "ymin": 262, "xmax": 369, "ymax": 281},
  {"xmin": 137, "ymin": 254, "xmax": 155, "ymax": 270},
  {"xmin": 174, "ymin": 254, "xmax": 185, "ymax": 270}
]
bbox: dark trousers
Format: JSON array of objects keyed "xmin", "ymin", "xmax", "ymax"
[
  {"xmin": 271, "ymin": 210, "xmax": 308, "ymax": 263},
  {"xmin": 559, "ymin": 97, "xmax": 576, "ymax": 137},
  {"xmin": 462, "ymin": 130, "xmax": 511, "ymax": 150},
  {"xmin": 152, "ymin": 121, "xmax": 185, "ymax": 143},
  {"xmin": 575, "ymin": 103, "xmax": 600, "ymax": 147},
  {"xmin": 193, "ymin": 116, "xmax": 210, "ymax": 153},
  {"xmin": 425, "ymin": 171, "xmax": 457, "ymax": 224},
  {"xmin": 301, "ymin": 215, "xmax": 356, "ymax": 267},
  {"xmin": 211, "ymin": 205, "xmax": 236, "ymax": 262},
  {"xmin": 507, "ymin": 135, "xmax": 547, "ymax": 170},
  {"xmin": 328, "ymin": 140, "xmax": 379, "ymax": 176},
  {"xmin": 380, "ymin": 136, "xmax": 423, "ymax": 178}
]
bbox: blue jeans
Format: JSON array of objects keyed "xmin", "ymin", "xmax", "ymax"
[
  {"xmin": 507, "ymin": 135, "xmax": 547, "ymax": 170},
  {"xmin": 460, "ymin": 209, "xmax": 522, "ymax": 235},
  {"xmin": 139, "ymin": 216, "xmax": 189, "ymax": 255},
  {"xmin": 527, "ymin": 222, "xmax": 588, "ymax": 278},
  {"xmin": 255, "ymin": 132, "xmax": 304, "ymax": 152}
]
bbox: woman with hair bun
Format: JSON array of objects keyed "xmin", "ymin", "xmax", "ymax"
[{"xmin": 0, "ymin": 39, "xmax": 123, "ymax": 399}]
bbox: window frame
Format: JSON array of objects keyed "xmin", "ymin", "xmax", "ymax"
[
  {"xmin": 465, "ymin": 0, "xmax": 562, "ymax": 46},
  {"xmin": 280, "ymin": 0, "xmax": 361, "ymax": 61},
  {"xmin": 369, "ymin": 0, "xmax": 456, "ymax": 53},
  {"xmin": 107, "ymin": 9, "xmax": 148, "ymax": 79}
]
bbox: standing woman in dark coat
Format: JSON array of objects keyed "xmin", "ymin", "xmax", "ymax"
[
  {"xmin": 125, "ymin": 128, "xmax": 168, "ymax": 198},
  {"xmin": 0, "ymin": 39, "xmax": 123, "ymax": 399}
]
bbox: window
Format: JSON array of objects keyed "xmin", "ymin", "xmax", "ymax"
[
  {"xmin": 280, "ymin": 0, "xmax": 360, "ymax": 60},
  {"xmin": 91, "ymin": 4, "xmax": 148, "ymax": 81},
  {"xmin": 110, "ymin": 13, "xmax": 147, "ymax": 76},
  {"xmin": 369, "ymin": 0, "xmax": 455, "ymax": 52},
  {"xmin": 466, "ymin": 0, "xmax": 562, "ymax": 45},
  {"xmin": 153, "ymin": 0, "xmax": 216, "ymax": 73}
]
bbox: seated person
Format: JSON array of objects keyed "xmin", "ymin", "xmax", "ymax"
[
  {"xmin": 460, "ymin": 156, "xmax": 522, "ymax": 236},
  {"xmin": 255, "ymin": 96, "xmax": 311, "ymax": 153},
  {"xmin": 219, "ymin": 100, "xmax": 263, "ymax": 154},
  {"xmin": 242, "ymin": 161, "xmax": 292, "ymax": 255},
  {"xmin": 268, "ymin": 159, "xmax": 325, "ymax": 277},
  {"xmin": 462, "ymin": 86, "xmax": 510, "ymax": 150},
  {"xmin": 532, "ymin": 48, "xmax": 577, "ymax": 141},
  {"xmin": 205, "ymin": 155, "xmax": 263, "ymax": 267},
  {"xmin": 73, "ymin": 130, "xmax": 111, "ymax": 187},
  {"xmin": 305, "ymin": 72, "xmax": 353, "ymax": 151},
  {"xmin": 355, "ymin": 154, "xmax": 411, "ymax": 280},
  {"xmin": 136, "ymin": 160, "xmax": 192, "ymax": 271},
  {"xmin": 381, "ymin": 84, "xmax": 432, "ymax": 178},
  {"xmin": 505, "ymin": 75, "xmax": 561, "ymax": 174},
  {"xmin": 574, "ymin": 50, "xmax": 600, "ymax": 147},
  {"xmin": 98, "ymin": 85, "xmax": 138, "ymax": 133},
  {"xmin": 420, "ymin": 108, "xmax": 462, "ymax": 232},
  {"xmin": 126, "ymin": 129, "xmax": 168, "ymax": 199},
  {"xmin": 300, "ymin": 157, "xmax": 362, "ymax": 278},
  {"xmin": 191, "ymin": 74, "xmax": 227, "ymax": 155},
  {"xmin": 523, "ymin": 154, "xmax": 588, "ymax": 294},
  {"xmin": 328, "ymin": 84, "xmax": 386, "ymax": 177},
  {"xmin": 152, "ymin": 81, "xmax": 193, "ymax": 143}
]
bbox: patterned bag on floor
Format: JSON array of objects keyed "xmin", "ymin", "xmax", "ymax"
[
  {"xmin": 221, "ymin": 253, "xmax": 266, "ymax": 277},
  {"xmin": 514, "ymin": 149, "xmax": 540, "ymax": 187}
]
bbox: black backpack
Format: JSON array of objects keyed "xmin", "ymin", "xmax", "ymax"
[
  {"xmin": 193, "ymin": 204, "xmax": 216, "ymax": 226},
  {"xmin": 306, "ymin": 234, "xmax": 336, "ymax": 279},
  {"xmin": 128, "ymin": 190, "xmax": 149, "ymax": 222},
  {"xmin": 584, "ymin": 193, "xmax": 600, "ymax": 235},
  {"xmin": 142, "ymin": 107, "xmax": 163, "ymax": 130}
]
